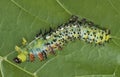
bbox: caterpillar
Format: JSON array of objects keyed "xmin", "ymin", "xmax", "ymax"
[{"xmin": 13, "ymin": 15, "xmax": 111, "ymax": 63}]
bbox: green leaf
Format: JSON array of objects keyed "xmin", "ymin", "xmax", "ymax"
[{"xmin": 0, "ymin": 0, "xmax": 120, "ymax": 77}]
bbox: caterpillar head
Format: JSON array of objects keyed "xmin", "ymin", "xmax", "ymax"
[
  {"xmin": 13, "ymin": 57, "xmax": 21, "ymax": 63},
  {"xmin": 13, "ymin": 53, "xmax": 27, "ymax": 64},
  {"xmin": 13, "ymin": 46, "xmax": 27, "ymax": 63}
]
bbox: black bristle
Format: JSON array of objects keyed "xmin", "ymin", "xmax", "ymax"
[
  {"xmin": 42, "ymin": 51, "xmax": 47, "ymax": 59},
  {"xmin": 88, "ymin": 21, "xmax": 94, "ymax": 26},
  {"xmin": 81, "ymin": 18, "xmax": 87, "ymax": 24},
  {"xmin": 44, "ymin": 29, "xmax": 47, "ymax": 35},
  {"xmin": 64, "ymin": 23, "xmax": 68, "ymax": 26},
  {"xmin": 107, "ymin": 29, "xmax": 110, "ymax": 34},
  {"xmin": 36, "ymin": 34, "xmax": 39, "ymax": 38},
  {"xmin": 39, "ymin": 30, "xmax": 42, "ymax": 35},
  {"xmin": 69, "ymin": 15, "xmax": 78, "ymax": 23},
  {"xmin": 49, "ymin": 27, "xmax": 53, "ymax": 33}
]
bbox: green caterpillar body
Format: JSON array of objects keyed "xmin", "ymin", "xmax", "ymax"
[{"xmin": 13, "ymin": 15, "xmax": 111, "ymax": 63}]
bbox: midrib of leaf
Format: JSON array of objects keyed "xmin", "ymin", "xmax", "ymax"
[{"xmin": 0, "ymin": 56, "xmax": 4, "ymax": 77}]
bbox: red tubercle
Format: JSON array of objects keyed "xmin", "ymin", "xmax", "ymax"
[
  {"xmin": 29, "ymin": 53, "xmax": 35, "ymax": 62},
  {"xmin": 38, "ymin": 52, "xmax": 44, "ymax": 61}
]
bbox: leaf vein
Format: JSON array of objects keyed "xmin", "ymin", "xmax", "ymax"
[
  {"xmin": 11, "ymin": 0, "xmax": 50, "ymax": 25},
  {"xmin": 56, "ymin": 0, "xmax": 72, "ymax": 15},
  {"xmin": 34, "ymin": 56, "xmax": 56, "ymax": 74},
  {"xmin": 16, "ymin": 9, "xmax": 22, "ymax": 25},
  {"xmin": 107, "ymin": 0, "xmax": 120, "ymax": 14},
  {"xmin": 112, "ymin": 39, "xmax": 120, "ymax": 47}
]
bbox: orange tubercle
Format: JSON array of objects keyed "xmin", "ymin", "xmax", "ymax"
[
  {"xmin": 29, "ymin": 53, "xmax": 35, "ymax": 62},
  {"xmin": 38, "ymin": 52, "xmax": 44, "ymax": 61}
]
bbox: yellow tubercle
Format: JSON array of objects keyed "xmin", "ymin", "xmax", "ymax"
[
  {"xmin": 96, "ymin": 39, "xmax": 101, "ymax": 44},
  {"xmin": 73, "ymin": 34, "xmax": 79, "ymax": 38},
  {"xmin": 46, "ymin": 47, "xmax": 49, "ymax": 51},
  {"xmin": 84, "ymin": 35, "xmax": 88, "ymax": 39},
  {"xmin": 105, "ymin": 35, "xmax": 110, "ymax": 41},
  {"xmin": 22, "ymin": 37, "xmax": 27, "ymax": 45},
  {"xmin": 15, "ymin": 45, "xmax": 21, "ymax": 53},
  {"xmin": 17, "ymin": 53, "xmax": 27, "ymax": 62},
  {"xmin": 52, "ymin": 44, "xmax": 56, "ymax": 48},
  {"xmin": 101, "ymin": 39, "xmax": 105, "ymax": 43},
  {"xmin": 91, "ymin": 36, "xmax": 94, "ymax": 40}
]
